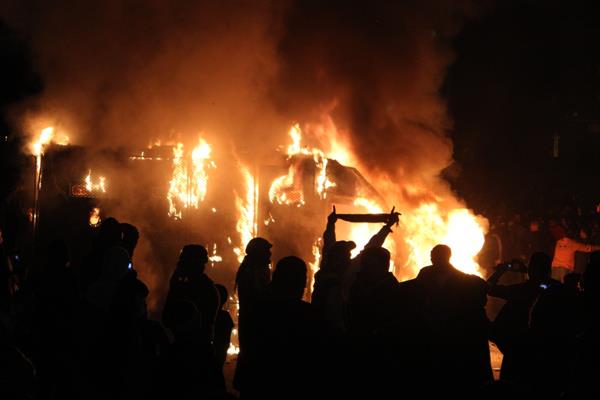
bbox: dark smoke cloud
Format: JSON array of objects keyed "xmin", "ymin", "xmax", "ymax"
[
  {"xmin": 1, "ymin": 0, "xmax": 288, "ymax": 151},
  {"xmin": 272, "ymin": 0, "xmax": 484, "ymax": 204}
]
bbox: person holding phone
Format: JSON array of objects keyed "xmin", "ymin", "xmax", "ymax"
[{"xmin": 487, "ymin": 252, "xmax": 559, "ymax": 380}]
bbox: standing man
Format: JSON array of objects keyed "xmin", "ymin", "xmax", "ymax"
[
  {"xmin": 549, "ymin": 221, "xmax": 600, "ymax": 282},
  {"xmin": 233, "ymin": 237, "xmax": 272, "ymax": 393}
]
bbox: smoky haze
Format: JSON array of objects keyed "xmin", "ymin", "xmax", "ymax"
[{"xmin": 1, "ymin": 0, "xmax": 486, "ymax": 305}]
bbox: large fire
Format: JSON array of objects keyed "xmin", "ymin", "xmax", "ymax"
[
  {"xmin": 266, "ymin": 122, "xmax": 487, "ymax": 277},
  {"xmin": 167, "ymin": 138, "xmax": 214, "ymax": 219}
]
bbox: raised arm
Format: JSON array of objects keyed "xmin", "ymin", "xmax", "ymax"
[
  {"xmin": 322, "ymin": 206, "xmax": 337, "ymax": 256},
  {"xmin": 487, "ymin": 263, "xmax": 511, "ymax": 299},
  {"xmin": 364, "ymin": 208, "xmax": 399, "ymax": 250},
  {"xmin": 571, "ymin": 238, "xmax": 600, "ymax": 254}
]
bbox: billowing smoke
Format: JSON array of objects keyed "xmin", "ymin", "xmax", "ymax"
[
  {"xmin": 272, "ymin": 0, "xmax": 480, "ymax": 206},
  {"xmin": 1, "ymin": 1, "xmax": 487, "ymax": 308}
]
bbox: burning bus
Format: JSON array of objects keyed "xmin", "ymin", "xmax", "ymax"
[{"xmin": 21, "ymin": 121, "xmax": 487, "ymax": 316}]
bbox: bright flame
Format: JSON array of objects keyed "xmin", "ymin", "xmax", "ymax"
[
  {"xmin": 209, "ymin": 243, "xmax": 223, "ymax": 265},
  {"xmin": 269, "ymin": 124, "xmax": 336, "ymax": 205},
  {"xmin": 30, "ymin": 126, "xmax": 69, "ymax": 156},
  {"xmin": 308, "ymin": 238, "xmax": 322, "ymax": 292},
  {"xmin": 403, "ymin": 203, "xmax": 486, "ymax": 276},
  {"xmin": 234, "ymin": 166, "xmax": 258, "ymax": 263},
  {"xmin": 84, "ymin": 170, "xmax": 106, "ymax": 193},
  {"xmin": 167, "ymin": 138, "xmax": 214, "ymax": 218},
  {"xmin": 89, "ymin": 207, "xmax": 101, "ymax": 227},
  {"xmin": 346, "ymin": 198, "xmax": 396, "ymax": 267}
]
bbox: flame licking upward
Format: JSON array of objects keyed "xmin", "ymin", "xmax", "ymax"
[
  {"xmin": 269, "ymin": 124, "xmax": 336, "ymax": 205},
  {"xmin": 234, "ymin": 166, "xmax": 258, "ymax": 263},
  {"xmin": 85, "ymin": 170, "xmax": 106, "ymax": 193},
  {"xmin": 167, "ymin": 137, "xmax": 214, "ymax": 219},
  {"xmin": 269, "ymin": 121, "xmax": 486, "ymax": 278}
]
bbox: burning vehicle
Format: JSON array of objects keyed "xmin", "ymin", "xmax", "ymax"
[{"xmin": 20, "ymin": 121, "xmax": 487, "ymax": 318}]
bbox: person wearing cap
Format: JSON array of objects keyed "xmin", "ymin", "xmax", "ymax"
[
  {"xmin": 163, "ymin": 244, "xmax": 219, "ymax": 345},
  {"xmin": 233, "ymin": 237, "xmax": 272, "ymax": 392}
]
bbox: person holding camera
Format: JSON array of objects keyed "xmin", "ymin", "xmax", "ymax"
[{"xmin": 487, "ymin": 252, "xmax": 559, "ymax": 381}]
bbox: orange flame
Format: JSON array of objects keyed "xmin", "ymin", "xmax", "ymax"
[
  {"xmin": 269, "ymin": 124, "xmax": 336, "ymax": 205},
  {"xmin": 167, "ymin": 138, "xmax": 214, "ymax": 218},
  {"xmin": 84, "ymin": 170, "xmax": 106, "ymax": 193},
  {"xmin": 234, "ymin": 166, "xmax": 258, "ymax": 263},
  {"xmin": 89, "ymin": 207, "xmax": 101, "ymax": 227},
  {"xmin": 30, "ymin": 126, "xmax": 69, "ymax": 156},
  {"xmin": 403, "ymin": 204, "xmax": 486, "ymax": 276}
]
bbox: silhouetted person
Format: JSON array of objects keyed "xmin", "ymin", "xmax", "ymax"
[
  {"xmin": 311, "ymin": 239, "xmax": 354, "ymax": 336},
  {"xmin": 413, "ymin": 244, "xmax": 492, "ymax": 395},
  {"xmin": 529, "ymin": 256, "xmax": 582, "ymax": 397},
  {"xmin": 566, "ymin": 250, "xmax": 600, "ymax": 398},
  {"xmin": 32, "ymin": 239, "xmax": 79, "ymax": 399},
  {"xmin": 153, "ymin": 300, "xmax": 226, "ymax": 400},
  {"xmin": 81, "ymin": 217, "xmax": 122, "ymax": 291},
  {"xmin": 163, "ymin": 245, "xmax": 219, "ymax": 345},
  {"xmin": 233, "ymin": 237, "xmax": 271, "ymax": 392},
  {"xmin": 319, "ymin": 206, "xmax": 398, "ymax": 303},
  {"xmin": 242, "ymin": 256, "xmax": 322, "ymax": 400},
  {"xmin": 214, "ymin": 284, "xmax": 233, "ymax": 372},
  {"xmin": 348, "ymin": 247, "xmax": 405, "ymax": 396},
  {"xmin": 120, "ymin": 223, "xmax": 139, "ymax": 260},
  {"xmin": 487, "ymin": 252, "xmax": 558, "ymax": 381},
  {"xmin": 82, "ymin": 246, "xmax": 132, "ymax": 398}
]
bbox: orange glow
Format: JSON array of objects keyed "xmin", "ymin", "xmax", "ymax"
[
  {"xmin": 89, "ymin": 207, "xmax": 101, "ymax": 227},
  {"xmin": 30, "ymin": 126, "xmax": 69, "ymax": 156},
  {"xmin": 268, "ymin": 124, "xmax": 336, "ymax": 205},
  {"xmin": 234, "ymin": 166, "xmax": 258, "ymax": 263},
  {"xmin": 403, "ymin": 203, "xmax": 486, "ymax": 276},
  {"xmin": 167, "ymin": 138, "xmax": 214, "ymax": 219},
  {"xmin": 84, "ymin": 170, "xmax": 106, "ymax": 193}
]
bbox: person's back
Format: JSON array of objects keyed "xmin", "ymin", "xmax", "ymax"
[
  {"xmin": 487, "ymin": 252, "xmax": 556, "ymax": 381},
  {"xmin": 163, "ymin": 245, "xmax": 219, "ymax": 344},
  {"xmin": 414, "ymin": 245, "xmax": 492, "ymax": 395},
  {"xmin": 214, "ymin": 284, "xmax": 234, "ymax": 372},
  {"xmin": 153, "ymin": 300, "xmax": 226, "ymax": 400},
  {"xmin": 243, "ymin": 256, "xmax": 322, "ymax": 400}
]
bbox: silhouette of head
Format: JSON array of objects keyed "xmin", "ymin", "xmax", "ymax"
[
  {"xmin": 96, "ymin": 217, "xmax": 121, "ymax": 250},
  {"xmin": 325, "ymin": 240, "xmax": 356, "ymax": 274},
  {"xmin": 360, "ymin": 247, "xmax": 391, "ymax": 275},
  {"xmin": 245, "ymin": 237, "xmax": 272, "ymax": 264},
  {"xmin": 272, "ymin": 256, "xmax": 307, "ymax": 300},
  {"xmin": 527, "ymin": 252, "xmax": 551, "ymax": 283},
  {"xmin": 548, "ymin": 220, "xmax": 566, "ymax": 240},
  {"xmin": 178, "ymin": 245, "xmax": 209, "ymax": 275},
  {"xmin": 101, "ymin": 246, "xmax": 130, "ymax": 281},
  {"xmin": 430, "ymin": 244, "xmax": 452, "ymax": 267},
  {"xmin": 215, "ymin": 283, "xmax": 228, "ymax": 308},
  {"xmin": 46, "ymin": 239, "xmax": 69, "ymax": 272},
  {"xmin": 120, "ymin": 223, "xmax": 139, "ymax": 258}
]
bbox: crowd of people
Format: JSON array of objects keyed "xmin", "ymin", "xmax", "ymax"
[{"xmin": 1, "ymin": 207, "xmax": 600, "ymax": 399}]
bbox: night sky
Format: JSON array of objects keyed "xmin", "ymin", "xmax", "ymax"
[{"xmin": 1, "ymin": 0, "xmax": 600, "ymax": 220}]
